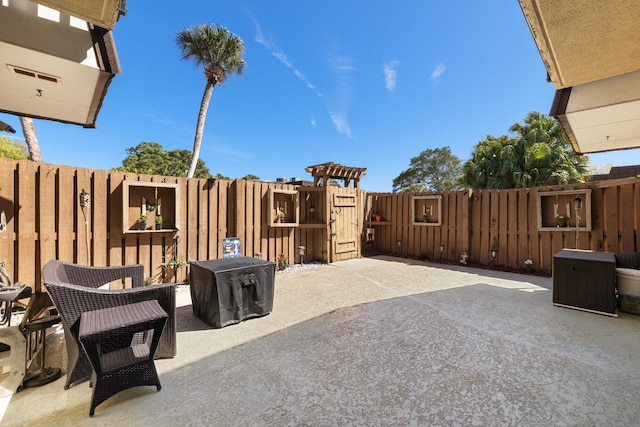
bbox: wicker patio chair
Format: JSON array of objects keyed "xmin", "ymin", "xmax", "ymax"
[{"xmin": 42, "ymin": 260, "xmax": 176, "ymax": 389}]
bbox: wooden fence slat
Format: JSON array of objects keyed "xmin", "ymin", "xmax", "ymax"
[
  {"xmin": 446, "ymin": 193, "xmax": 456, "ymax": 261},
  {"xmin": 173, "ymin": 177, "xmax": 187, "ymax": 282},
  {"xmin": 516, "ymin": 189, "xmax": 529, "ymax": 268},
  {"xmin": 92, "ymin": 170, "xmax": 108, "ymax": 266},
  {"xmin": 603, "ymin": 186, "xmax": 619, "ymax": 252},
  {"xmin": 57, "ymin": 166, "xmax": 75, "ymax": 263},
  {"xmin": 76, "ymin": 168, "xmax": 92, "ymax": 265},
  {"xmin": 38, "ymin": 164, "xmax": 57, "ymax": 289},
  {"xmin": 469, "ymin": 190, "xmax": 481, "ymax": 262},
  {"xmin": 620, "ymin": 184, "xmax": 634, "ymax": 251},
  {"xmin": 507, "ymin": 190, "xmax": 516, "ymax": 266},
  {"xmin": 186, "ymin": 179, "xmax": 199, "ymax": 263},
  {"xmin": 0, "ymin": 160, "xmax": 17, "ymax": 287},
  {"xmin": 197, "ymin": 178, "xmax": 209, "ymax": 261},
  {"xmin": 208, "ymin": 180, "xmax": 219, "ymax": 260},
  {"xmin": 17, "ymin": 161, "xmax": 37, "ymax": 288},
  {"xmin": 108, "ymin": 172, "xmax": 125, "ymax": 270},
  {"xmin": 456, "ymin": 191, "xmax": 469, "ymax": 262},
  {"xmin": 251, "ymin": 182, "xmax": 261, "ymax": 258}
]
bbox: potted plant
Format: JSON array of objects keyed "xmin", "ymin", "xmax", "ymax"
[
  {"xmin": 277, "ymin": 208, "xmax": 286, "ymax": 223},
  {"xmin": 155, "ymin": 215, "xmax": 163, "ymax": 230},
  {"xmin": 144, "ymin": 276, "xmax": 154, "ymax": 286},
  {"xmin": 139, "ymin": 213, "xmax": 148, "ymax": 230},
  {"xmin": 524, "ymin": 258, "xmax": 533, "ymax": 272},
  {"xmin": 556, "ymin": 215, "xmax": 567, "ymax": 227},
  {"xmin": 422, "ymin": 213, "xmax": 429, "ymax": 223},
  {"xmin": 276, "ymin": 253, "xmax": 288, "ymax": 270}
]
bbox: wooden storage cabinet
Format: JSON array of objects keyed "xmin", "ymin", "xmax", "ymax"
[
  {"xmin": 552, "ymin": 249, "xmax": 617, "ymax": 316},
  {"xmin": 122, "ymin": 181, "xmax": 179, "ymax": 233}
]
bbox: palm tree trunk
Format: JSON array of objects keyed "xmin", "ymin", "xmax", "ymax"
[
  {"xmin": 187, "ymin": 81, "xmax": 215, "ymax": 178},
  {"xmin": 19, "ymin": 117, "xmax": 43, "ymax": 162}
]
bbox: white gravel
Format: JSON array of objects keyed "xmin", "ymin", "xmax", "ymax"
[{"xmin": 276, "ymin": 261, "xmax": 325, "ymax": 274}]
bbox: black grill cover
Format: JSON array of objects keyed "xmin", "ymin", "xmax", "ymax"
[{"xmin": 190, "ymin": 257, "xmax": 276, "ymax": 328}]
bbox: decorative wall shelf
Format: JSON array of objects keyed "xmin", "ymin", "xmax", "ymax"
[
  {"xmin": 537, "ymin": 189, "xmax": 591, "ymax": 231},
  {"xmin": 122, "ymin": 181, "xmax": 179, "ymax": 234},
  {"xmin": 269, "ymin": 188, "xmax": 299, "ymax": 227},
  {"xmin": 411, "ymin": 195, "xmax": 442, "ymax": 226}
]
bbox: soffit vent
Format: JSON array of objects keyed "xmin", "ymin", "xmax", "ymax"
[{"xmin": 7, "ymin": 65, "xmax": 62, "ymax": 84}]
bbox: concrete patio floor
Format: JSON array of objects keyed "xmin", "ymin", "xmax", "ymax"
[{"xmin": 2, "ymin": 255, "xmax": 640, "ymax": 426}]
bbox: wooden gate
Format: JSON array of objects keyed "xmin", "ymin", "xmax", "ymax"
[
  {"xmin": 330, "ymin": 187, "xmax": 361, "ymax": 262},
  {"xmin": 304, "ymin": 162, "xmax": 367, "ymax": 263}
]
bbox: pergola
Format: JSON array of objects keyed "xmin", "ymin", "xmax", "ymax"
[{"xmin": 305, "ymin": 162, "xmax": 367, "ymax": 189}]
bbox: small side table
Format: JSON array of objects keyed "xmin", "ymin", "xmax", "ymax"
[{"xmin": 79, "ymin": 300, "xmax": 168, "ymax": 416}]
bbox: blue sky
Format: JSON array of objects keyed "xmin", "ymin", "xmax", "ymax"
[{"xmin": 1, "ymin": 0, "xmax": 637, "ymax": 191}]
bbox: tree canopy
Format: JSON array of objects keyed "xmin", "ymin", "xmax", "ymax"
[
  {"xmin": 0, "ymin": 136, "xmax": 29, "ymax": 160},
  {"xmin": 461, "ymin": 112, "xmax": 589, "ymax": 189},
  {"xmin": 114, "ymin": 141, "xmax": 212, "ymax": 178},
  {"xmin": 392, "ymin": 146, "xmax": 463, "ymax": 192},
  {"xmin": 176, "ymin": 24, "xmax": 246, "ymax": 178}
]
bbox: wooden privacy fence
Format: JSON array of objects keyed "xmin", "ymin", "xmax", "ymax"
[
  {"xmin": 2, "ymin": 157, "xmax": 639, "ymax": 292},
  {"xmin": 364, "ymin": 177, "xmax": 640, "ymax": 273},
  {"xmin": 0, "ymin": 159, "xmax": 333, "ymax": 292}
]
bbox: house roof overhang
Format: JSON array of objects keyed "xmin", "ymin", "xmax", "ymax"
[
  {"xmin": 37, "ymin": 0, "xmax": 126, "ymax": 30},
  {"xmin": 518, "ymin": 0, "xmax": 640, "ymax": 154},
  {"xmin": 0, "ymin": 0, "xmax": 122, "ymax": 127}
]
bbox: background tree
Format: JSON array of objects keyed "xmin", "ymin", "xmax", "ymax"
[
  {"xmin": 114, "ymin": 141, "xmax": 212, "ymax": 178},
  {"xmin": 392, "ymin": 146, "xmax": 462, "ymax": 192},
  {"xmin": 0, "ymin": 136, "xmax": 29, "ymax": 160},
  {"xmin": 214, "ymin": 173, "xmax": 231, "ymax": 180},
  {"xmin": 242, "ymin": 174, "xmax": 260, "ymax": 180},
  {"xmin": 176, "ymin": 24, "xmax": 246, "ymax": 178},
  {"xmin": 461, "ymin": 112, "xmax": 589, "ymax": 189}
]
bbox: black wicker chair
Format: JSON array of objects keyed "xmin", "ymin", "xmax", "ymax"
[{"xmin": 42, "ymin": 260, "xmax": 176, "ymax": 389}]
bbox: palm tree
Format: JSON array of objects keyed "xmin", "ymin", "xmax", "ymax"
[
  {"xmin": 176, "ymin": 24, "xmax": 246, "ymax": 178},
  {"xmin": 461, "ymin": 112, "xmax": 588, "ymax": 189},
  {"xmin": 19, "ymin": 117, "xmax": 42, "ymax": 162}
]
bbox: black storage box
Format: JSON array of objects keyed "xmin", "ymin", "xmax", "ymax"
[
  {"xmin": 553, "ymin": 249, "xmax": 617, "ymax": 316},
  {"xmin": 190, "ymin": 257, "xmax": 276, "ymax": 328}
]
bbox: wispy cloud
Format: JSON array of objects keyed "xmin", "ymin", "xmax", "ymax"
[
  {"xmin": 383, "ymin": 60, "xmax": 400, "ymax": 92},
  {"xmin": 429, "ymin": 62, "xmax": 446, "ymax": 81},
  {"xmin": 209, "ymin": 142, "xmax": 250, "ymax": 159},
  {"xmin": 310, "ymin": 116, "xmax": 316, "ymax": 127},
  {"xmin": 251, "ymin": 14, "xmax": 355, "ymax": 138},
  {"xmin": 253, "ymin": 18, "xmax": 320, "ymax": 93},
  {"xmin": 327, "ymin": 52, "xmax": 356, "ymax": 139},
  {"xmin": 328, "ymin": 111, "xmax": 352, "ymax": 139}
]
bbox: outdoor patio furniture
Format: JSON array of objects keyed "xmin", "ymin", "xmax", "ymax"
[
  {"xmin": 42, "ymin": 260, "xmax": 176, "ymax": 389},
  {"xmin": 190, "ymin": 257, "xmax": 276, "ymax": 328},
  {"xmin": 0, "ymin": 292, "xmax": 61, "ymax": 397},
  {"xmin": 0, "ymin": 283, "xmax": 32, "ymax": 326},
  {"xmin": 79, "ymin": 299, "xmax": 167, "ymax": 416}
]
